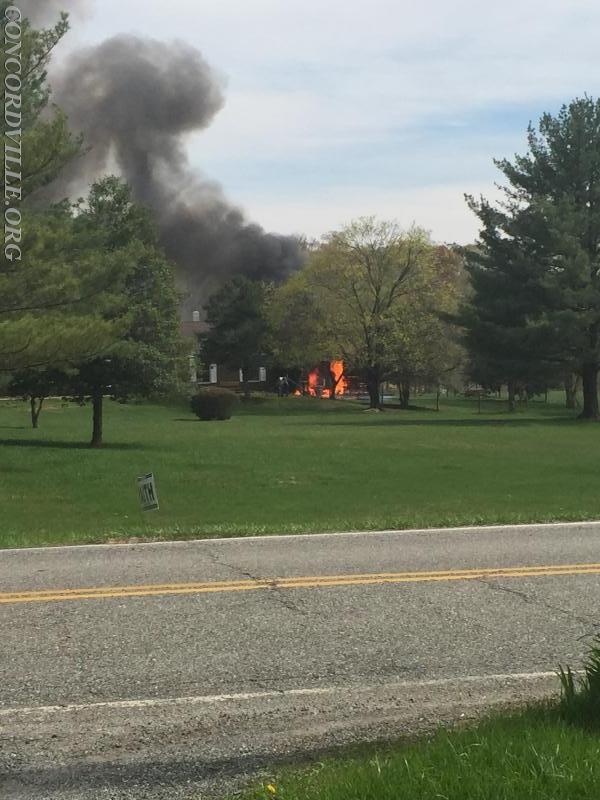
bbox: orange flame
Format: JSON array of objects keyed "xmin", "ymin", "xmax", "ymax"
[
  {"xmin": 306, "ymin": 361, "xmax": 347, "ymax": 398},
  {"xmin": 330, "ymin": 360, "xmax": 347, "ymax": 396},
  {"xmin": 307, "ymin": 367, "xmax": 319, "ymax": 396}
]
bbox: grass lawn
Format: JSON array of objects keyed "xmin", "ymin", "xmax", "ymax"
[
  {"xmin": 1, "ymin": 392, "xmax": 599, "ymax": 548},
  {"xmin": 232, "ymin": 705, "xmax": 600, "ymax": 800}
]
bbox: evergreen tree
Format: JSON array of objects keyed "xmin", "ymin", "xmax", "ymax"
[
  {"xmin": 0, "ymin": 4, "xmax": 81, "ymax": 201},
  {"xmin": 465, "ymin": 98, "xmax": 600, "ymax": 418},
  {"xmin": 68, "ymin": 178, "xmax": 185, "ymax": 447},
  {"xmin": 460, "ymin": 229, "xmax": 556, "ymax": 411},
  {"xmin": 0, "ymin": 204, "xmax": 131, "ymax": 372},
  {"xmin": 0, "ymin": 6, "xmax": 122, "ymax": 373},
  {"xmin": 201, "ymin": 276, "xmax": 272, "ymax": 398},
  {"xmin": 7, "ymin": 178, "xmax": 184, "ymax": 445}
]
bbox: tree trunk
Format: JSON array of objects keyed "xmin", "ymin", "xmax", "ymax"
[
  {"xmin": 30, "ymin": 396, "xmax": 43, "ymax": 429},
  {"xmin": 507, "ymin": 381, "xmax": 516, "ymax": 413},
  {"xmin": 565, "ymin": 373, "xmax": 578, "ymax": 409},
  {"xmin": 91, "ymin": 391, "xmax": 103, "ymax": 447},
  {"xmin": 579, "ymin": 362, "xmax": 599, "ymax": 419},
  {"xmin": 398, "ymin": 381, "xmax": 410, "ymax": 410},
  {"xmin": 366, "ymin": 369, "xmax": 381, "ymax": 409},
  {"xmin": 327, "ymin": 367, "xmax": 337, "ymax": 400}
]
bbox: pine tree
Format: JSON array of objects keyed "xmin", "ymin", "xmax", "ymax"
[
  {"xmin": 460, "ymin": 223, "xmax": 557, "ymax": 411},
  {"xmin": 0, "ymin": 204, "xmax": 132, "ymax": 372},
  {"xmin": 0, "ymin": 7, "xmax": 122, "ymax": 373},
  {"xmin": 68, "ymin": 178, "xmax": 185, "ymax": 447},
  {"xmin": 0, "ymin": 4, "xmax": 81, "ymax": 200},
  {"xmin": 201, "ymin": 276, "xmax": 272, "ymax": 398},
  {"xmin": 464, "ymin": 98, "xmax": 600, "ymax": 417}
]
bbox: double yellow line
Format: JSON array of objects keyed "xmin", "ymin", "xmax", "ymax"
[{"xmin": 1, "ymin": 562, "xmax": 600, "ymax": 605}]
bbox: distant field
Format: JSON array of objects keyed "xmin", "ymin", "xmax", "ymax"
[{"xmin": 0, "ymin": 392, "xmax": 599, "ymax": 548}]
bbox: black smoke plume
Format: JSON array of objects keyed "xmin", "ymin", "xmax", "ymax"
[{"xmin": 50, "ymin": 35, "xmax": 304, "ymax": 312}]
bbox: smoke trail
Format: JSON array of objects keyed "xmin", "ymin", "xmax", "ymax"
[{"xmin": 49, "ymin": 35, "xmax": 304, "ymax": 311}]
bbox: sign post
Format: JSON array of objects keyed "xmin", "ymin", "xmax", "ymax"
[{"xmin": 137, "ymin": 472, "xmax": 159, "ymax": 512}]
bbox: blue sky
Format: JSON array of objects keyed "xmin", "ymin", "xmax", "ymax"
[{"xmin": 44, "ymin": 0, "xmax": 600, "ymax": 243}]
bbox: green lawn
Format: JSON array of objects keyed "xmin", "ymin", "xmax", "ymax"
[
  {"xmin": 1, "ymin": 392, "xmax": 599, "ymax": 548},
  {"xmin": 232, "ymin": 705, "xmax": 600, "ymax": 800}
]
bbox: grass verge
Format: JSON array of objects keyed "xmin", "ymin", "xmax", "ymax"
[{"xmin": 234, "ymin": 704, "xmax": 600, "ymax": 800}]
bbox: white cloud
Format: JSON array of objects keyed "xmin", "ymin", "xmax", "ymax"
[
  {"xmin": 71, "ymin": 0, "xmax": 600, "ymax": 121},
  {"xmin": 230, "ymin": 182, "xmax": 503, "ymax": 245},
  {"xmin": 52, "ymin": 0, "xmax": 600, "ymax": 241}
]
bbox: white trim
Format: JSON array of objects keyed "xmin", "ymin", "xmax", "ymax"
[
  {"xmin": 0, "ymin": 670, "xmax": 560, "ymax": 718},
  {"xmin": 3, "ymin": 520, "xmax": 600, "ymax": 556}
]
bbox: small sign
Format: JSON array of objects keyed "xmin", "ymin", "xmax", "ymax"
[
  {"xmin": 259, "ymin": 366, "xmax": 267, "ymax": 382},
  {"xmin": 137, "ymin": 472, "xmax": 159, "ymax": 512},
  {"xmin": 209, "ymin": 363, "xmax": 218, "ymax": 383},
  {"xmin": 239, "ymin": 368, "xmax": 244, "ymax": 383}
]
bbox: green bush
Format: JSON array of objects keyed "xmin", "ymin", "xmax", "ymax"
[{"xmin": 190, "ymin": 387, "xmax": 238, "ymax": 421}]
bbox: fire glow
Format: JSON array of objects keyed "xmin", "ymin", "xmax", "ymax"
[{"xmin": 305, "ymin": 360, "xmax": 347, "ymax": 398}]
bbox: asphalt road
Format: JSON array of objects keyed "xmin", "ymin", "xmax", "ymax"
[{"xmin": 1, "ymin": 521, "xmax": 600, "ymax": 799}]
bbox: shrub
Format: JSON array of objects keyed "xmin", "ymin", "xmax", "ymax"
[{"xmin": 191, "ymin": 387, "xmax": 238, "ymax": 421}]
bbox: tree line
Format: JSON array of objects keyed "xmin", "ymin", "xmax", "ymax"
[
  {"xmin": 202, "ymin": 98, "xmax": 600, "ymax": 418},
  {"xmin": 201, "ymin": 221, "xmax": 465, "ymax": 409},
  {"xmin": 3, "ymin": 5, "xmax": 600, "ymax": 448}
]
